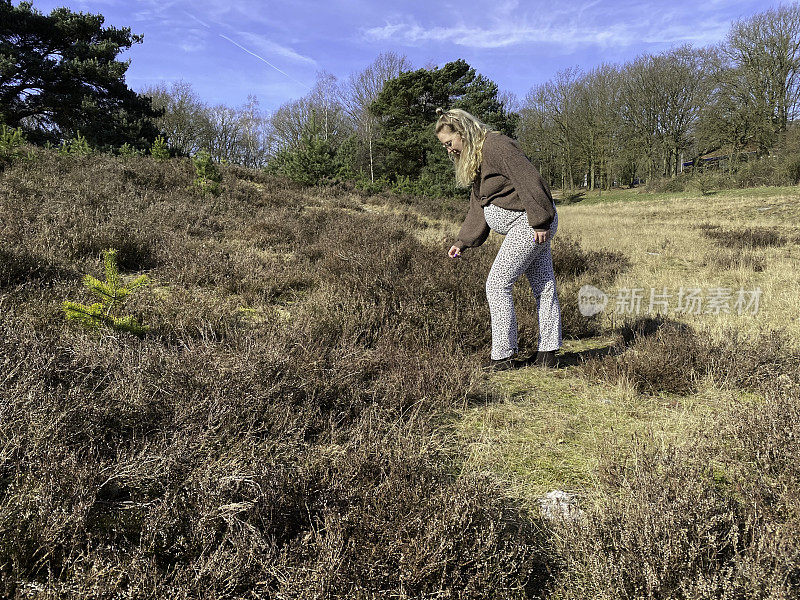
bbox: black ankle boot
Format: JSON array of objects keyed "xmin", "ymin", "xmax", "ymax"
[
  {"xmin": 534, "ymin": 350, "xmax": 557, "ymax": 368},
  {"xmin": 482, "ymin": 356, "xmax": 519, "ymax": 372}
]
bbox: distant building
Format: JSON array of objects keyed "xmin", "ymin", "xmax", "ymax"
[{"xmin": 682, "ymin": 148, "xmax": 759, "ymax": 170}]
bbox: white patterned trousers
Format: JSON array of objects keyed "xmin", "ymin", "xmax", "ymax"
[{"xmin": 483, "ymin": 203, "xmax": 562, "ymax": 360}]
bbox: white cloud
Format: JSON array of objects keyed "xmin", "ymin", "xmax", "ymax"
[
  {"xmin": 638, "ymin": 19, "xmax": 731, "ymax": 46},
  {"xmin": 362, "ymin": 0, "xmax": 740, "ymax": 51},
  {"xmin": 180, "ymin": 41, "xmax": 205, "ymax": 53},
  {"xmin": 363, "ymin": 20, "xmax": 639, "ymax": 49}
]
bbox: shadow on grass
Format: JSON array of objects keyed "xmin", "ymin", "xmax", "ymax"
[
  {"xmin": 511, "ymin": 316, "xmax": 689, "ymax": 372},
  {"xmin": 554, "ymin": 190, "xmax": 585, "ymax": 205},
  {"xmin": 555, "ymin": 345, "xmax": 616, "ymax": 367},
  {"xmin": 506, "ymin": 345, "xmax": 616, "ymax": 370}
]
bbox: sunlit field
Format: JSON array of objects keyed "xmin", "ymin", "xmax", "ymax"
[
  {"xmin": 452, "ymin": 184, "xmax": 800, "ymax": 597},
  {"xmin": 2, "ymin": 151, "xmax": 798, "ymax": 598},
  {"xmin": 453, "ymin": 185, "xmax": 800, "ymax": 497}
]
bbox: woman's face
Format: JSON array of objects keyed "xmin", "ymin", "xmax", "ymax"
[{"xmin": 437, "ymin": 128, "xmax": 463, "ymax": 157}]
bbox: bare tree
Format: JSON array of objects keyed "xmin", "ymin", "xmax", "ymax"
[
  {"xmin": 659, "ymin": 46, "xmax": 714, "ymax": 176},
  {"xmin": 522, "ymin": 68, "xmax": 582, "ymax": 189},
  {"xmin": 517, "ymin": 100, "xmax": 562, "ymax": 186},
  {"xmin": 206, "ymin": 104, "xmax": 242, "ymax": 163},
  {"xmin": 341, "ymin": 52, "xmax": 412, "ymax": 181},
  {"xmin": 309, "ymin": 71, "xmax": 342, "ymax": 143},
  {"xmin": 144, "ymin": 82, "xmax": 272, "ymax": 166},
  {"xmin": 269, "ymin": 72, "xmax": 351, "ymax": 155},
  {"xmin": 235, "ymin": 95, "xmax": 272, "ymax": 168},
  {"xmin": 269, "ymin": 97, "xmax": 315, "ymax": 152},
  {"xmin": 573, "ymin": 64, "xmax": 622, "ymax": 189},
  {"xmin": 144, "ymin": 80, "xmax": 211, "ymax": 156},
  {"xmin": 723, "ymin": 4, "xmax": 800, "ymax": 153},
  {"xmin": 620, "ymin": 54, "xmax": 666, "ymax": 180},
  {"xmin": 697, "ymin": 48, "xmax": 760, "ymax": 169},
  {"xmin": 497, "ymin": 90, "xmax": 522, "ymax": 116}
]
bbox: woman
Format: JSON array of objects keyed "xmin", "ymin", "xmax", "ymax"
[{"xmin": 435, "ymin": 108, "xmax": 562, "ymax": 370}]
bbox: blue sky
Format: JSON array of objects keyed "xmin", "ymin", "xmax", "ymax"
[{"xmin": 28, "ymin": 0, "xmax": 783, "ymax": 112}]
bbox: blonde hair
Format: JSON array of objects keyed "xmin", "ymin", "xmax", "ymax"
[{"xmin": 435, "ymin": 108, "xmax": 492, "ymax": 188}]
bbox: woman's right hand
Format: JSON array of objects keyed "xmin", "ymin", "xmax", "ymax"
[{"xmin": 448, "ymin": 245, "xmax": 462, "ymax": 258}]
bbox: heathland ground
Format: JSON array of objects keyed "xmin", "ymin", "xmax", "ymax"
[
  {"xmin": 1, "ymin": 150, "xmax": 799, "ymax": 598},
  {"xmin": 456, "ymin": 185, "xmax": 800, "ymax": 501}
]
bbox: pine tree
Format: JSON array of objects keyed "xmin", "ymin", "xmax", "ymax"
[
  {"xmin": 0, "ymin": 124, "xmax": 28, "ymax": 167},
  {"xmin": 266, "ymin": 110, "xmax": 341, "ymax": 185},
  {"xmin": 369, "ymin": 59, "xmax": 518, "ymax": 185},
  {"xmin": 150, "ymin": 135, "xmax": 169, "ymax": 160},
  {"xmin": 118, "ymin": 142, "xmax": 140, "ymax": 156},
  {"xmin": 0, "ymin": 1, "xmax": 159, "ymax": 149},
  {"xmin": 63, "ymin": 249, "xmax": 149, "ymax": 335},
  {"xmin": 57, "ymin": 131, "xmax": 92, "ymax": 156},
  {"xmin": 193, "ymin": 150, "xmax": 222, "ymax": 195}
]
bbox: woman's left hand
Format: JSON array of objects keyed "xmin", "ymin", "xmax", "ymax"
[{"xmin": 533, "ymin": 230, "xmax": 549, "ymax": 244}]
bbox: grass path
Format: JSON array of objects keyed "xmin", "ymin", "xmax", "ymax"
[{"xmin": 443, "ymin": 184, "xmax": 799, "ymax": 508}]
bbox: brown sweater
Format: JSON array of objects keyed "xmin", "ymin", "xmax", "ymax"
[{"xmin": 454, "ymin": 132, "xmax": 556, "ymax": 250}]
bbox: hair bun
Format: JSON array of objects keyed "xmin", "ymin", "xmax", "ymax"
[{"xmin": 435, "ymin": 107, "xmax": 445, "ymax": 116}]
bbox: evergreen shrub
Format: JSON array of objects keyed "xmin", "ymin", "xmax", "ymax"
[
  {"xmin": 0, "ymin": 124, "xmax": 31, "ymax": 168},
  {"xmin": 193, "ymin": 150, "xmax": 222, "ymax": 195},
  {"xmin": 62, "ymin": 249, "xmax": 149, "ymax": 335},
  {"xmin": 150, "ymin": 136, "xmax": 169, "ymax": 161},
  {"xmin": 58, "ymin": 131, "xmax": 92, "ymax": 156}
]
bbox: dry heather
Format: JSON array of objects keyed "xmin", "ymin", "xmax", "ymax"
[
  {"xmin": 543, "ymin": 384, "xmax": 800, "ymax": 600},
  {"xmin": 0, "ymin": 150, "xmax": 568, "ymax": 598},
  {"xmin": 699, "ymin": 223, "xmax": 788, "ymax": 249},
  {"xmin": 3, "ymin": 151, "xmax": 800, "ymax": 599},
  {"xmin": 578, "ymin": 315, "xmax": 800, "ymax": 395}
]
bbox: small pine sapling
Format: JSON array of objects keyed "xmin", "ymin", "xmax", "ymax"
[
  {"xmin": 119, "ymin": 142, "xmax": 141, "ymax": 157},
  {"xmin": 0, "ymin": 124, "xmax": 31, "ymax": 167},
  {"xmin": 58, "ymin": 131, "xmax": 92, "ymax": 156},
  {"xmin": 63, "ymin": 249, "xmax": 149, "ymax": 335},
  {"xmin": 0, "ymin": 124, "xmax": 25, "ymax": 153},
  {"xmin": 150, "ymin": 136, "xmax": 169, "ymax": 160},
  {"xmin": 193, "ymin": 150, "xmax": 222, "ymax": 195}
]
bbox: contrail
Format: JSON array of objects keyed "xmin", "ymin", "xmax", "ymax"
[
  {"xmin": 218, "ymin": 34, "xmax": 310, "ymax": 89},
  {"xmin": 183, "ymin": 10, "xmax": 310, "ymax": 89},
  {"xmin": 183, "ymin": 11, "xmax": 211, "ymax": 29}
]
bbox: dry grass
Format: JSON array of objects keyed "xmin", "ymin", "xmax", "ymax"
[
  {"xmin": 3, "ymin": 150, "xmax": 800, "ymax": 598},
  {"xmin": 450, "ymin": 185, "xmax": 800, "ymax": 598},
  {"xmin": 0, "ymin": 151, "xmax": 555, "ymax": 598},
  {"xmin": 553, "ymin": 187, "xmax": 800, "ymax": 341}
]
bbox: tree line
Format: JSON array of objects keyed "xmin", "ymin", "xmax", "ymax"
[
  {"xmin": 3, "ymin": 0, "xmax": 800, "ymax": 192},
  {"xmin": 142, "ymin": 54, "xmax": 518, "ymax": 197},
  {"xmin": 520, "ymin": 4, "xmax": 800, "ymax": 189}
]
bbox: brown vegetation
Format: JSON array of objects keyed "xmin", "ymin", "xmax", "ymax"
[
  {"xmin": 578, "ymin": 316, "xmax": 799, "ymax": 395},
  {"xmin": 548, "ymin": 396, "xmax": 800, "ymax": 599},
  {"xmin": 3, "ymin": 150, "xmax": 799, "ymax": 598},
  {"xmin": 0, "ymin": 150, "xmax": 562, "ymax": 598},
  {"xmin": 699, "ymin": 223, "xmax": 787, "ymax": 249}
]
